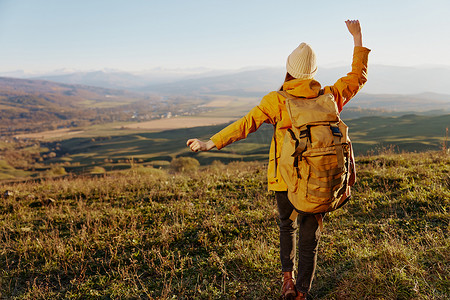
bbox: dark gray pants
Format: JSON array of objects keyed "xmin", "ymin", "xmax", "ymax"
[{"xmin": 276, "ymin": 191, "xmax": 322, "ymax": 294}]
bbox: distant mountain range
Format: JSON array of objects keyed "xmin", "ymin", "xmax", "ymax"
[
  {"xmin": 316, "ymin": 65, "xmax": 450, "ymax": 95},
  {"xmin": 3, "ymin": 64, "xmax": 449, "ymax": 96},
  {"xmin": 339, "ymin": 93, "xmax": 450, "ymax": 118},
  {"xmin": 2, "ymin": 68, "xmax": 236, "ymax": 91}
]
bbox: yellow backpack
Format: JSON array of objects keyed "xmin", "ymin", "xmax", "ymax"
[{"xmin": 278, "ymin": 91, "xmax": 356, "ymax": 215}]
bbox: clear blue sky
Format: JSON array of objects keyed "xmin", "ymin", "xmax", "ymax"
[{"xmin": 0, "ymin": 0, "xmax": 449, "ymax": 73}]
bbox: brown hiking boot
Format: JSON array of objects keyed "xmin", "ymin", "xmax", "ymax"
[
  {"xmin": 295, "ymin": 291, "xmax": 307, "ymax": 300},
  {"xmin": 280, "ymin": 271, "xmax": 297, "ymax": 300}
]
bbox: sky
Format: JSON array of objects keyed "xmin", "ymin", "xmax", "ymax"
[{"xmin": 0, "ymin": 0, "xmax": 449, "ymax": 73}]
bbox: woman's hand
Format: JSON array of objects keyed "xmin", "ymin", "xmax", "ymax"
[
  {"xmin": 345, "ymin": 19, "xmax": 363, "ymax": 47},
  {"xmin": 186, "ymin": 139, "xmax": 216, "ymax": 152}
]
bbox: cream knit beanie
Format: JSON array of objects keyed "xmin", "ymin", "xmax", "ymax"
[{"xmin": 286, "ymin": 43, "xmax": 317, "ymax": 79}]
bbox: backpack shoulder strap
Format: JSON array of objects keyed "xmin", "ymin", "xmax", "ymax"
[
  {"xmin": 278, "ymin": 90, "xmax": 325, "ymax": 98},
  {"xmin": 277, "ymin": 90, "xmax": 293, "ymax": 99}
]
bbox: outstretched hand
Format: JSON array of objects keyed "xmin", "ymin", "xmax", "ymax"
[{"xmin": 186, "ymin": 139, "xmax": 216, "ymax": 152}]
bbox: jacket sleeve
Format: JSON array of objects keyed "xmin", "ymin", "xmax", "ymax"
[
  {"xmin": 210, "ymin": 93, "xmax": 278, "ymax": 150},
  {"xmin": 324, "ymin": 46, "xmax": 371, "ymax": 112}
]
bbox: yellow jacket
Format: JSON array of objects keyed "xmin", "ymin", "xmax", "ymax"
[{"xmin": 211, "ymin": 46, "xmax": 371, "ymax": 191}]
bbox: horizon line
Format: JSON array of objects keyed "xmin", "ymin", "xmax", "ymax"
[{"xmin": 2, "ymin": 63, "xmax": 450, "ymax": 76}]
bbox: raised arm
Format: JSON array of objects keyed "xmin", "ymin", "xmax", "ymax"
[
  {"xmin": 345, "ymin": 19, "xmax": 363, "ymax": 47},
  {"xmin": 323, "ymin": 20, "xmax": 370, "ymax": 111}
]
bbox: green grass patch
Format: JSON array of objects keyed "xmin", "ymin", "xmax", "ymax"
[{"xmin": 0, "ymin": 159, "xmax": 31, "ymax": 180}]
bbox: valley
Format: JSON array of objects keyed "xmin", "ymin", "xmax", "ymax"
[{"xmin": 1, "ymin": 74, "xmax": 449, "ymax": 182}]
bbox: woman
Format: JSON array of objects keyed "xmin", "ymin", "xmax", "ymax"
[{"xmin": 187, "ymin": 20, "xmax": 370, "ymax": 300}]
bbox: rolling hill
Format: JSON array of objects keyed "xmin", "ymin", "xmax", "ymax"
[
  {"xmin": 0, "ymin": 77, "xmax": 160, "ymax": 135},
  {"xmin": 0, "ymin": 76, "xmax": 145, "ymax": 107}
]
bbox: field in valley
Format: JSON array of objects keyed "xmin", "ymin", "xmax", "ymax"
[
  {"xmin": 14, "ymin": 129, "xmax": 86, "ymax": 140},
  {"xmin": 117, "ymin": 117, "xmax": 238, "ymax": 131}
]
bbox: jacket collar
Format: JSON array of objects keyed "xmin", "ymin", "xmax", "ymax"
[{"xmin": 282, "ymin": 79, "xmax": 322, "ymax": 98}]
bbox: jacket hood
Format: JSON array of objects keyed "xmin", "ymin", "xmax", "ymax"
[{"xmin": 282, "ymin": 78, "xmax": 322, "ymax": 98}]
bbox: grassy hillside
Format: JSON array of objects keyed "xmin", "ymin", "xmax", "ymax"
[
  {"xmin": 347, "ymin": 114, "xmax": 450, "ymax": 154},
  {"xmin": 0, "ymin": 151, "xmax": 448, "ymax": 299}
]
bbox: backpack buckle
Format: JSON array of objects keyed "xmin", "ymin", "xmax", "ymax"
[
  {"xmin": 331, "ymin": 125, "xmax": 342, "ymax": 137},
  {"xmin": 299, "ymin": 129, "xmax": 310, "ymax": 139}
]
